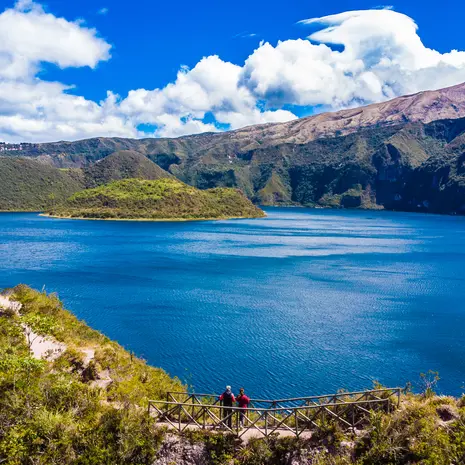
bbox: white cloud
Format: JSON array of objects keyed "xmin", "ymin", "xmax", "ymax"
[
  {"xmin": 117, "ymin": 55, "xmax": 296, "ymax": 136},
  {"xmin": 98, "ymin": 7, "xmax": 109, "ymax": 15},
  {"xmin": 1, "ymin": 4, "xmax": 465, "ymax": 142},
  {"xmin": 0, "ymin": 1, "xmax": 110, "ymax": 78},
  {"xmin": 241, "ymin": 9, "xmax": 465, "ymax": 108}
]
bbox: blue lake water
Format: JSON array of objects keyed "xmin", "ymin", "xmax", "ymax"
[{"xmin": 1, "ymin": 208, "xmax": 465, "ymax": 399}]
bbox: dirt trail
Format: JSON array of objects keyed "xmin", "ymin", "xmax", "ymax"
[{"xmin": 1, "ymin": 294, "xmax": 65, "ymax": 360}]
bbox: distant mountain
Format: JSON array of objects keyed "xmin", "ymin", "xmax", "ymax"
[
  {"xmin": 48, "ymin": 178, "xmax": 265, "ymax": 220},
  {"xmin": 4, "ymin": 82, "xmax": 465, "ymax": 214},
  {"xmin": 0, "ymin": 157, "xmax": 84, "ymax": 211},
  {"xmin": 84, "ymin": 150, "xmax": 172, "ymax": 188}
]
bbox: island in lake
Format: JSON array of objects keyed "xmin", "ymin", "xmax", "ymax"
[{"xmin": 46, "ymin": 177, "xmax": 265, "ymax": 220}]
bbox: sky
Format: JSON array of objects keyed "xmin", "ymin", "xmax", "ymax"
[{"xmin": 1, "ymin": 0, "xmax": 465, "ymax": 142}]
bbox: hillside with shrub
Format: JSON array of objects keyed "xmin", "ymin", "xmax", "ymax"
[
  {"xmin": 47, "ymin": 178, "xmax": 266, "ymax": 220},
  {"xmin": 2, "ymin": 286, "xmax": 465, "ymax": 464},
  {"xmin": 0, "ymin": 157, "xmax": 84, "ymax": 211},
  {"xmin": 83, "ymin": 150, "xmax": 172, "ymax": 188},
  {"xmin": 0, "ymin": 285, "xmax": 183, "ymax": 464}
]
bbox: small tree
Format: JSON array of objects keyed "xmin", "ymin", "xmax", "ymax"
[
  {"xmin": 47, "ymin": 192, "xmax": 56, "ymax": 208},
  {"xmin": 420, "ymin": 370, "xmax": 440, "ymax": 398}
]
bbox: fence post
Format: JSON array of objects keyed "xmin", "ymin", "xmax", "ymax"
[
  {"xmin": 351, "ymin": 406, "xmax": 355, "ymax": 434},
  {"xmin": 191, "ymin": 396, "xmax": 194, "ymax": 423},
  {"xmin": 265, "ymin": 411, "xmax": 268, "ymax": 437}
]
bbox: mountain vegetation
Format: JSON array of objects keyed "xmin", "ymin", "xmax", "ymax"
[
  {"xmin": 0, "ymin": 157, "xmax": 85, "ymax": 211},
  {"xmin": 3, "ymin": 83, "xmax": 465, "ymax": 214},
  {"xmin": 0, "ymin": 151, "xmax": 172, "ymax": 211},
  {"xmin": 83, "ymin": 150, "xmax": 172, "ymax": 188},
  {"xmin": 2, "ymin": 286, "xmax": 465, "ymax": 464},
  {"xmin": 48, "ymin": 178, "xmax": 265, "ymax": 220}
]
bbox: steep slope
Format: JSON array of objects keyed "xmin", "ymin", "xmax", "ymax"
[
  {"xmin": 48, "ymin": 178, "xmax": 265, "ymax": 220},
  {"xmin": 4, "ymin": 82, "xmax": 465, "ymax": 168},
  {"xmin": 0, "ymin": 157, "xmax": 85, "ymax": 211},
  {"xmin": 3, "ymin": 82, "xmax": 465, "ymax": 214},
  {"xmin": 84, "ymin": 150, "xmax": 172, "ymax": 188}
]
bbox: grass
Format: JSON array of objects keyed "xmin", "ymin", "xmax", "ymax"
[{"xmin": 0, "ymin": 157, "xmax": 84, "ymax": 211}]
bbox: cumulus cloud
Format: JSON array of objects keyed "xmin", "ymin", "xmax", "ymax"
[
  {"xmin": 1, "ymin": 3, "xmax": 465, "ymax": 142},
  {"xmin": 118, "ymin": 56, "xmax": 296, "ymax": 135},
  {"xmin": 0, "ymin": 0, "xmax": 110, "ymax": 78},
  {"xmin": 242, "ymin": 9, "xmax": 465, "ymax": 108}
]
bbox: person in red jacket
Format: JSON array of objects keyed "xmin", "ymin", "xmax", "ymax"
[
  {"xmin": 219, "ymin": 385, "xmax": 235, "ymax": 428},
  {"xmin": 236, "ymin": 387, "xmax": 250, "ymax": 427}
]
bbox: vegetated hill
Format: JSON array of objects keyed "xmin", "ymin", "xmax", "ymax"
[
  {"xmin": 4, "ymin": 82, "xmax": 465, "ymax": 214},
  {"xmin": 83, "ymin": 150, "xmax": 172, "ymax": 188},
  {"xmin": 0, "ymin": 285, "xmax": 184, "ymax": 464},
  {"xmin": 0, "ymin": 157, "xmax": 85, "ymax": 211},
  {"xmin": 0, "ymin": 151, "xmax": 173, "ymax": 211},
  {"xmin": 48, "ymin": 178, "xmax": 265, "ymax": 220},
  {"xmin": 2, "ymin": 285, "xmax": 465, "ymax": 464}
]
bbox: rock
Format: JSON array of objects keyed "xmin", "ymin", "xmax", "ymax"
[{"xmin": 153, "ymin": 434, "xmax": 208, "ymax": 465}]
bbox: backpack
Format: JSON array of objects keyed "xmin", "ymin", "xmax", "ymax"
[{"xmin": 222, "ymin": 390, "xmax": 233, "ymax": 404}]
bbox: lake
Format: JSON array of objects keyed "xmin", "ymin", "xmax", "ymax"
[{"xmin": 1, "ymin": 208, "xmax": 465, "ymax": 399}]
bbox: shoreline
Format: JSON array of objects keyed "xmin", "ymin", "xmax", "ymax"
[{"xmin": 40, "ymin": 213, "xmax": 267, "ymax": 222}]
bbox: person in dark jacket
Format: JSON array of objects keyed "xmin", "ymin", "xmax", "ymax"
[
  {"xmin": 236, "ymin": 387, "xmax": 250, "ymax": 426},
  {"xmin": 219, "ymin": 385, "xmax": 235, "ymax": 428}
]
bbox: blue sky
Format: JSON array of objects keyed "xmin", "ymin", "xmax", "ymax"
[
  {"xmin": 0, "ymin": 0, "xmax": 465, "ymax": 142},
  {"xmin": 31, "ymin": 0, "xmax": 465, "ymax": 102}
]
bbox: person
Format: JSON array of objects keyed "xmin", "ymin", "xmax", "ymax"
[
  {"xmin": 219, "ymin": 385, "xmax": 235, "ymax": 428},
  {"xmin": 236, "ymin": 387, "xmax": 250, "ymax": 427}
]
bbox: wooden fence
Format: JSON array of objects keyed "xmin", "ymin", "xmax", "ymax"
[{"xmin": 148, "ymin": 387, "xmax": 403, "ymax": 438}]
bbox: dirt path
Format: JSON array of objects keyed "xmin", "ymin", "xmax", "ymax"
[{"xmin": 1, "ymin": 294, "xmax": 66, "ymax": 360}]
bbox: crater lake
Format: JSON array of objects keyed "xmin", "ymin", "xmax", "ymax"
[{"xmin": 1, "ymin": 208, "xmax": 464, "ymax": 398}]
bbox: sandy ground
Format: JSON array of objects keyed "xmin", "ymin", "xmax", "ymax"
[
  {"xmin": 0, "ymin": 295, "xmax": 22, "ymax": 313},
  {"xmin": 25, "ymin": 326, "xmax": 66, "ymax": 360}
]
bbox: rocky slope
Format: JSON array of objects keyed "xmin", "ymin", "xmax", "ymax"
[{"xmin": 3, "ymin": 82, "xmax": 465, "ymax": 214}]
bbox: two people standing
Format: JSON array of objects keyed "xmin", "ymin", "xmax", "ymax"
[{"xmin": 219, "ymin": 386, "xmax": 250, "ymax": 428}]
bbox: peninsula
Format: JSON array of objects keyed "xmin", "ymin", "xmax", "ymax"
[{"xmin": 46, "ymin": 178, "xmax": 266, "ymax": 220}]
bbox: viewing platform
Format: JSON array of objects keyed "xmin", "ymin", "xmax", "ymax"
[{"xmin": 149, "ymin": 387, "xmax": 403, "ymax": 440}]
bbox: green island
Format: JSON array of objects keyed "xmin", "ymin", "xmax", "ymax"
[
  {"xmin": 46, "ymin": 178, "xmax": 266, "ymax": 221},
  {"xmin": 2, "ymin": 286, "xmax": 465, "ymax": 464}
]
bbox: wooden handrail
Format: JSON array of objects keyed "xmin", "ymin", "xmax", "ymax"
[{"xmin": 152, "ymin": 387, "xmax": 403, "ymax": 437}]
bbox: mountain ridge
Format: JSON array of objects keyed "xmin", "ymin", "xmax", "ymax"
[
  {"xmin": 3, "ymin": 82, "xmax": 465, "ymax": 159},
  {"xmin": 2, "ymin": 82, "xmax": 465, "ymax": 214}
]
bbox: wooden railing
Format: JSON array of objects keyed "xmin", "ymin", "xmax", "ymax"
[{"xmin": 148, "ymin": 387, "xmax": 403, "ymax": 438}]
